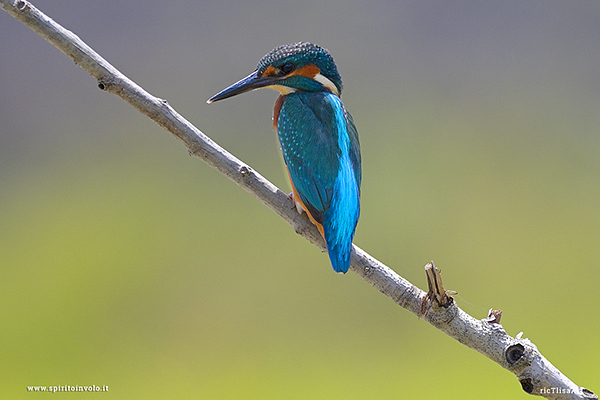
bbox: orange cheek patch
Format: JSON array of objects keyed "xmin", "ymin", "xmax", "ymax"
[
  {"xmin": 290, "ymin": 63, "xmax": 320, "ymax": 78},
  {"xmin": 262, "ymin": 65, "xmax": 277, "ymax": 77}
]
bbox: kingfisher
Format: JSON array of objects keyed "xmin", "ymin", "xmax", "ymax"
[{"xmin": 207, "ymin": 42, "xmax": 361, "ymax": 273}]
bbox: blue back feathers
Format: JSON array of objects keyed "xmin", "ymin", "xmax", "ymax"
[{"xmin": 277, "ymin": 91, "xmax": 361, "ymax": 273}]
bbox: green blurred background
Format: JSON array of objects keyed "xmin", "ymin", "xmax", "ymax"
[{"xmin": 1, "ymin": 1, "xmax": 598, "ymax": 398}]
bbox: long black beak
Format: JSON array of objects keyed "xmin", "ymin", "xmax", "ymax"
[{"xmin": 206, "ymin": 70, "xmax": 279, "ymax": 103}]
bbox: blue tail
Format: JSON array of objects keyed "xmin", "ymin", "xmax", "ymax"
[
  {"xmin": 325, "ymin": 237, "xmax": 354, "ymax": 273},
  {"xmin": 322, "ymin": 155, "xmax": 360, "ymax": 273}
]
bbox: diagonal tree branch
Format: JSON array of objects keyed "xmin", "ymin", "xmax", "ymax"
[{"xmin": 1, "ymin": 1, "xmax": 596, "ymax": 398}]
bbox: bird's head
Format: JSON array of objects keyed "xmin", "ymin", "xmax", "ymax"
[{"xmin": 207, "ymin": 42, "xmax": 342, "ymax": 103}]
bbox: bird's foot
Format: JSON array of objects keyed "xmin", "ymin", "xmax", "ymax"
[{"xmin": 288, "ymin": 192, "xmax": 305, "ymax": 215}]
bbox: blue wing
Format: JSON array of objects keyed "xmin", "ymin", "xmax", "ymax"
[{"xmin": 277, "ymin": 92, "xmax": 341, "ymax": 222}]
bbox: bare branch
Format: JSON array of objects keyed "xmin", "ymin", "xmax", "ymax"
[{"xmin": 1, "ymin": 1, "xmax": 595, "ymax": 398}]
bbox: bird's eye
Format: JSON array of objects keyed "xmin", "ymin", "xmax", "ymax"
[{"xmin": 280, "ymin": 63, "xmax": 294, "ymax": 75}]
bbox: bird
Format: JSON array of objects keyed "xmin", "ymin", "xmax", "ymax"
[{"xmin": 207, "ymin": 42, "xmax": 361, "ymax": 273}]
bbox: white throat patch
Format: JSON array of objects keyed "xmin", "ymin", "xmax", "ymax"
[{"xmin": 313, "ymin": 73, "xmax": 339, "ymax": 96}]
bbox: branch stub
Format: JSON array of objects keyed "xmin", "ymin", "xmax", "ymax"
[
  {"xmin": 506, "ymin": 343, "xmax": 525, "ymax": 365},
  {"xmin": 519, "ymin": 377, "xmax": 534, "ymax": 394}
]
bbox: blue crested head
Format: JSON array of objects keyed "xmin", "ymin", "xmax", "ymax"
[
  {"xmin": 207, "ymin": 42, "xmax": 343, "ymax": 103},
  {"xmin": 256, "ymin": 42, "xmax": 343, "ymax": 95}
]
